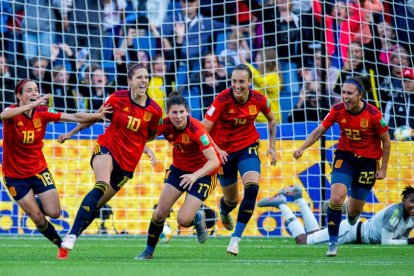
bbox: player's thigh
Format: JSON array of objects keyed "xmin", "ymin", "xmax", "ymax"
[
  {"xmin": 178, "ymin": 194, "xmax": 204, "ymax": 223},
  {"xmin": 155, "ymin": 183, "xmax": 183, "ymax": 220},
  {"xmin": 17, "ymin": 190, "xmax": 44, "ymax": 223},
  {"xmin": 349, "ymin": 157, "xmax": 377, "ymax": 201},
  {"xmin": 91, "ymin": 146, "xmax": 114, "ymax": 183},
  {"xmin": 37, "ymin": 188, "xmax": 61, "ymax": 216},
  {"xmin": 238, "ymin": 143, "xmax": 261, "ymax": 184}
]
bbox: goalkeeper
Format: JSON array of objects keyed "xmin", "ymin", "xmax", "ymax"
[{"xmin": 258, "ymin": 185, "xmax": 414, "ymax": 246}]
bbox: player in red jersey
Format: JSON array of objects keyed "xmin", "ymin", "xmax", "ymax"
[
  {"xmin": 135, "ymin": 90, "xmax": 220, "ymax": 260},
  {"xmin": 293, "ymin": 75, "xmax": 391, "ymax": 257},
  {"xmin": 1, "ymin": 79, "xmax": 111, "ymax": 259},
  {"xmin": 57, "ymin": 63, "xmax": 163, "ymax": 253},
  {"xmin": 203, "ymin": 64, "xmax": 278, "ymax": 256}
]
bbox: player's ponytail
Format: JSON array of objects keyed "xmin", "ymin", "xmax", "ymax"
[{"xmin": 166, "ymin": 87, "xmax": 189, "ymax": 112}]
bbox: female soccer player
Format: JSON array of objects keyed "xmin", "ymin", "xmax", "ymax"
[
  {"xmin": 293, "ymin": 75, "xmax": 391, "ymax": 256},
  {"xmin": 58, "ymin": 63, "xmax": 163, "ymax": 253},
  {"xmin": 203, "ymin": 64, "xmax": 278, "ymax": 256},
  {"xmin": 136, "ymin": 90, "xmax": 220, "ymax": 260},
  {"xmin": 1, "ymin": 79, "xmax": 111, "ymax": 259}
]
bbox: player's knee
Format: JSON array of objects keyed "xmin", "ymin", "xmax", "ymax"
[
  {"xmin": 177, "ymin": 215, "xmax": 192, "ymax": 228},
  {"xmin": 153, "ymin": 209, "xmax": 169, "ymax": 222},
  {"xmin": 348, "ymin": 209, "xmax": 361, "ymax": 218},
  {"xmin": 47, "ymin": 209, "xmax": 61, "ymax": 219},
  {"xmin": 28, "ymin": 211, "xmax": 46, "ymax": 226},
  {"xmin": 329, "ymin": 195, "xmax": 345, "ymax": 205},
  {"xmin": 295, "ymin": 234, "xmax": 308, "ymax": 244}
]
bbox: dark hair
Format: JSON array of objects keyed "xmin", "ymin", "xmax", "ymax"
[
  {"xmin": 344, "ymin": 75, "xmax": 372, "ymax": 94},
  {"xmin": 127, "ymin": 62, "xmax": 147, "ymax": 80},
  {"xmin": 166, "ymin": 87, "xmax": 189, "ymax": 112},
  {"xmin": 232, "ymin": 64, "xmax": 252, "ymax": 80},
  {"xmin": 14, "ymin": 79, "xmax": 35, "ymax": 104},
  {"xmin": 401, "ymin": 185, "xmax": 414, "ymax": 199}
]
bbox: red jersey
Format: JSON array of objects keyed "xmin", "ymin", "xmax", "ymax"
[
  {"xmin": 97, "ymin": 90, "xmax": 162, "ymax": 171},
  {"xmin": 205, "ymin": 88, "xmax": 271, "ymax": 153},
  {"xmin": 158, "ymin": 116, "xmax": 220, "ymax": 173},
  {"xmin": 322, "ymin": 102, "xmax": 389, "ymax": 159},
  {"xmin": 2, "ymin": 106, "xmax": 62, "ymax": 178}
]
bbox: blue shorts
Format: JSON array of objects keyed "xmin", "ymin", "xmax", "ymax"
[
  {"xmin": 91, "ymin": 144, "xmax": 133, "ymax": 192},
  {"xmin": 219, "ymin": 141, "xmax": 261, "ymax": 187},
  {"xmin": 165, "ymin": 165, "xmax": 217, "ymax": 201},
  {"xmin": 331, "ymin": 150, "xmax": 378, "ymax": 201},
  {"xmin": 4, "ymin": 168, "xmax": 56, "ymax": 201}
]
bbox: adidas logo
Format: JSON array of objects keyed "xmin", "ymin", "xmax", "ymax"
[
  {"xmin": 328, "ymin": 221, "xmax": 336, "ymax": 226},
  {"xmin": 243, "ymin": 210, "xmax": 253, "ymax": 214},
  {"xmin": 82, "ymin": 206, "xmax": 90, "ymax": 212}
]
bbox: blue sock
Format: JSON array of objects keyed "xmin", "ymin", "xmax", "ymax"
[
  {"xmin": 69, "ymin": 181, "xmax": 108, "ymax": 236},
  {"xmin": 232, "ymin": 222, "xmax": 247, "ymax": 238},
  {"xmin": 233, "ymin": 183, "xmax": 259, "ymax": 238},
  {"xmin": 327, "ymin": 201, "xmax": 343, "ymax": 243}
]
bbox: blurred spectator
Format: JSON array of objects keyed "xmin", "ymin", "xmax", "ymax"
[
  {"xmin": 299, "ymin": 48, "xmax": 338, "ymax": 108},
  {"xmin": 288, "ymin": 90, "xmax": 326, "ymax": 122},
  {"xmin": 102, "ymin": 0, "xmax": 126, "ymax": 49},
  {"xmin": 380, "ymin": 46, "xmax": 412, "ymax": 128},
  {"xmin": 333, "ymin": 42, "xmax": 378, "ymax": 105},
  {"xmin": 192, "ymin": 52, "xmax": 228, "ymax": 115},
  {"xmin": 0, "ymin": 54, "xmax": 15, "ymax": 109},
  {"xmin": 23, "ymin": 57, "xmax": 51, "ymax": 95},
  {"xmin": 243, "ymin": 48, "xmax": 282, "ymax": 124},
  {"xmin": 376, "ymin": 20, "xmax": 400, "ymax": 65},
  {"xmin": 219, "ymin": 30, "xmax": 251, "ymax": 69},
  {"xmin": 313, "ymin": 0, "xmax": 372, "ymax": 70},
  {"xmin": 14, "ymin": 0, "xmax": 64, "ymax": 61},
  {"xmin": 146, "ymin": 0, "xmax": 170, "ymax": 37},
  {"xmin": 148, "ymin": 54, "xmax": 167, "ymax": 111},
  {"xmin": 85, "ymin": 66, "xmax": 112, "ymax": 111},
  {"xmin": 65, "ymin": 0, "xmax": 108, "ymax": 63},
  {"xmin": 389, "ymin": 0, "xmax": 414, "ymax": 61},
  {"xmin": 0, "ymin": 1, "xmax": 13, "ymax": 58},
  {"xmin": 248, "ymin": 0, "xmax": 310, "ymax": 96},
  {"xmin": 160, "ymin": 0, "xmax": 226, "ymax": 86},
  {"xmin": 387, "ymin": 68, "xmax": 414, "ymax": 133},
  {"xmin": 49, "ymin": 65, "xmax": 78, "ymax": 112}
]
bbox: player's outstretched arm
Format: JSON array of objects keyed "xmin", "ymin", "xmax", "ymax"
[
  {"xmin": 376, "ymin": 131, "xmax": 391, "ymax": 179},
  {"xmin": 0, "ymin": 94, "xmax": 51, "ymax": 121},
  {"xmin": 265, "ymin": 110, "xmax": 277, "ymax": 166},
  {"xmin": 57, "ymin": 105, "xmax": 112, "ymax": 143},
  {"xmin": 293, "ymin": 124, "xmax": 328, "ymax": 160},
  {"xmin": 203, "ymin": 118, "xmax": 228, "ymax": 163},
  {"xmin": 143, "ymin": 145, "xmax": 157, "ymax": 167},
  {"xmin": 381, "ymin": 227, "xmax": 409, "ymax": 245},
  {"xmin": 59, "ymin": 104, "xmax": 112, "ymax": 123}
]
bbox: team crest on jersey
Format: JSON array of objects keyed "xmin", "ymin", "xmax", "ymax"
[
  {"xmin": 360, "ymin": 118, "xmax": 369, "ymax": 128},
  {"xmin": 182, "ymin": 134, "xmax": 190, "ymax": 144},
  {"xmin": 33, "ymin": 118, "xmax": 42, "ymax": 129},
  {"xmin": 143, "ymin": 111, "xmax": 152, "ymax": 122},
  {"xmin": 249, "ymin": 105, "xmax": 257, "ymax": 115},
  {"xmin": 8, "ymin": 187, "xmax": 17, "ymax": 197}
]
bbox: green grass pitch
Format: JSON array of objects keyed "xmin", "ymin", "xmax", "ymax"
[{"xmin": 1, "ymin": 236, "xmax": 413, "ymax": 276}]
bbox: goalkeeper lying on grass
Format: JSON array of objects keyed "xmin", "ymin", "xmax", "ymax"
[{"xmin": 258, "ymin": 185, "xmax": 414, "ymax": 247}]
